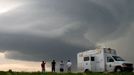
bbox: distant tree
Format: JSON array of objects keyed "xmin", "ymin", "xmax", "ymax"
[{"xmin": 8, "ymin": 69, "xmax": 12, "ymax": 73}]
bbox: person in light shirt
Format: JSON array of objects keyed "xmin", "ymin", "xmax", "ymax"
[
  {"xmin": 66, "ymin": 60, "xmax": 72, "ymax": 72},
  {"xmin": 59, "ymin": 60, "xmax": 64, "ymax": 72}
]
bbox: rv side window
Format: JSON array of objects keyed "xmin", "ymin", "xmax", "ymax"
[
  {"xmin": 107, "ymin": 57, "xmax": 114, "ymax": 62},
  {"xmin": 84, "ymin": 57, "xmax": 89, "ymax": 61},
  {"xmin": 91, "ymin": 57, "xmax": 95, "ymax": 61}
]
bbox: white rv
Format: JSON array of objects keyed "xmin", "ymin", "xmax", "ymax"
[{"xmin": 77, "ymin": 48, "xmax": 133, "ymax": 72}]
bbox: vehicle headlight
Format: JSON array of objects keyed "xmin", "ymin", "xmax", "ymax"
[{"xmin": 122, "ymin": 63, "xmax": 127, "ymax": 67}]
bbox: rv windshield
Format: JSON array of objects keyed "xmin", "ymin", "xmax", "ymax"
[{"xmin": 112, "ymin": 56, "xmax": 125, "ymax": 61}]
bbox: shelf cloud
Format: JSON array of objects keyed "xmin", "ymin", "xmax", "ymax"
[{"xmin": 0, "ymin": 0, "xmax": 134, "ymax": 67}]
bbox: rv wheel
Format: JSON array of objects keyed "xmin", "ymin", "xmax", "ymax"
[{"xmin": 114, "ymin": 67, "xmax": 122, "ymax": 72}]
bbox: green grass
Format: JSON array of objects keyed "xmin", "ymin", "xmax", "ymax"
[{"xmin": 0, "ymin": 71, "xmax": 133, "ymax": 75}]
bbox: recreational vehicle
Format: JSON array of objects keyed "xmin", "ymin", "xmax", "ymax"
[{"xmin": 77, "ymin": 48, "xmax": 133, "ymax": 72}]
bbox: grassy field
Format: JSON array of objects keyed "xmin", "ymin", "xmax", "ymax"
[{"xmin": 0, "ymin": 71, "xmax": 134, "ymax": 75}]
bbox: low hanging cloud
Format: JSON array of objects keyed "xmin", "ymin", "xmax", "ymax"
[{"xmin": 0, "ymin": 0, "xmax": 134, "ymax": 66}]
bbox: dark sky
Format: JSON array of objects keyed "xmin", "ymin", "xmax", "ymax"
[{"xmin": 0, "ymin": 0, "xmax": 134, "ymax": 69}]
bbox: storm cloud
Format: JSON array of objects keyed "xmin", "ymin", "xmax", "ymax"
[{"xmin": 0, "ymin": 0, "xmax": 134, "ymax": 68}]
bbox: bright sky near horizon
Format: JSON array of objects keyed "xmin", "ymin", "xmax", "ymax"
[{"xmin": 0, "ymin": 52, "xmax": 51, "ymax": 72}]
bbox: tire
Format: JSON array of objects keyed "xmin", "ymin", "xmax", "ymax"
[
  {"xmin": 114, "ymin": 67, "xmax": 123, "ymax": 72},
  {"xmin": 84, "ymin": 69, "xmax": 90, "ymax": 73}
]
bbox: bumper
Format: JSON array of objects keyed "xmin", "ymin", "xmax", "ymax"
[{"xmin": 122, "ymin": 67, "xmax": 133, "ymax": 72}]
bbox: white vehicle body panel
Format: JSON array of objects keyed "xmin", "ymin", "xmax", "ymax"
[{"xmin": 77, "ymin": 48, "xmax": 133, "ymax": 72}]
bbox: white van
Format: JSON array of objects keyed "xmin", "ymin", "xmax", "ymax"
[{"xmin": 77, "ymin": 48, "xmax": 133, "ymax": 72}]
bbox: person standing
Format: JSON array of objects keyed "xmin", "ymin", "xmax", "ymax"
[
  {"xmin": 41, "ymin": 61, "xmax": 46, "ymax": 72},
  {"xmin": 51, "ymin": 60, "xmax": 56, "ymax": 72},
  {"xmin": 60, "ymin": 60, "xmax": 64, "ymax": 72},
  {"xmin": 66, "ymin": 60, "xmax": 72, "ymax": 72}
]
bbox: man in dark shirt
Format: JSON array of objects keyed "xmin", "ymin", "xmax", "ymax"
[
  {"xmin": 41, "ymin": 61, "xmax": 46, "ymax": 72},
  {"xmin": 51, "ymin": 60, "xmax": 56, "ymax": 72}
]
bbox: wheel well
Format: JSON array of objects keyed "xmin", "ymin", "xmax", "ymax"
[
  {"xmin": 115, "ymin": 66, "xmax": 122, "ymax": 69},
  {"xmin": 114, "ymin": 66, "xmax": 123, "ymax": 72},
  {"xmin": 84, "ymin": 69, "xmax": 90, "ymax": 72}
]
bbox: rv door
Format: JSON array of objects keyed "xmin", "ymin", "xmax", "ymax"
[
  {"xmin": 91, "ymin": 56, "xmax": 96, "ymax": 71},
  {"xmin": 83, "ymin": 56, "xmax": 90, "ymax": 71}
]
